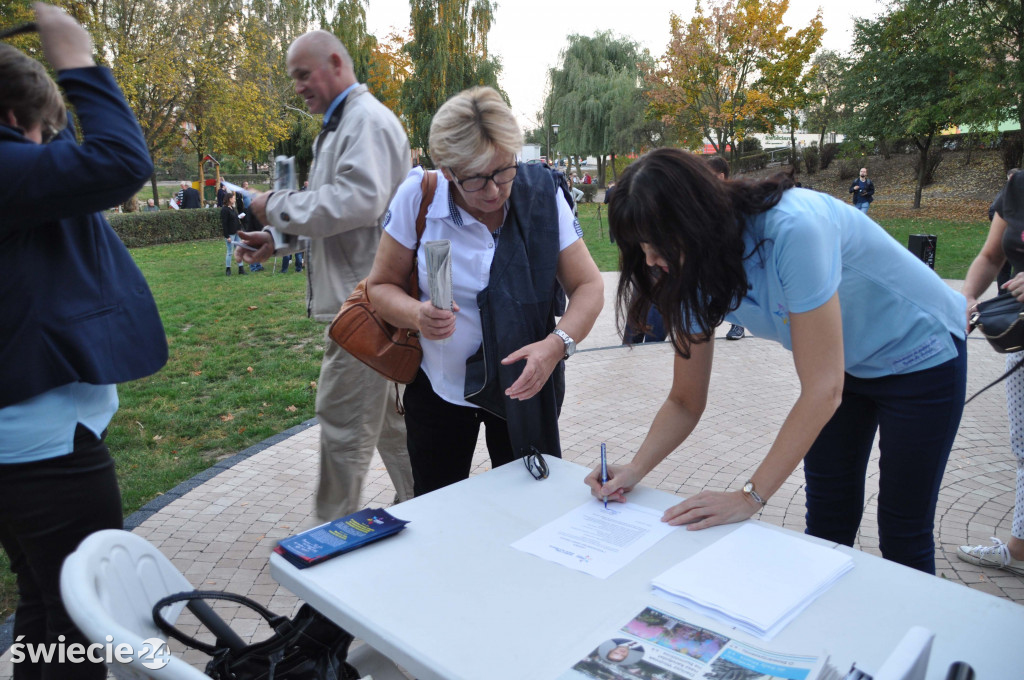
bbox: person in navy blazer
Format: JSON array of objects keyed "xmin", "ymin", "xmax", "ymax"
[{"xmin": 0, "ymin": 5, "xmax": 167, "ymax": 677}]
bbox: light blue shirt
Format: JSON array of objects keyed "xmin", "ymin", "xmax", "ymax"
[
  {"xmin": 726, "ymin": 188, "xmax": 965, "ymax": 378},
  {"xmin": 322, "ymin": 82, "xmax": 360, "ymax": 128},
  {"xmin": 0, "ymin": 383, "xmax": 117, "ymax": 463}
]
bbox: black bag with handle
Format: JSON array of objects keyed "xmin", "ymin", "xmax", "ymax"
[
  {"xmin": 966, "ymin": 293, "xmax": 1024, "ymax": 404},
  {"xmin": 153, "ymin": 590, "xmax": 360, "ymax": 680},
  {"xmin": 970, "ymin": 292, "xmax": 1024, "ymax": 354}
]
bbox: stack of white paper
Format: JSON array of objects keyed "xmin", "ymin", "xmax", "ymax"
[{"xmin": 651, "ymin": 523, "xmax": 854, "ymax": 640}]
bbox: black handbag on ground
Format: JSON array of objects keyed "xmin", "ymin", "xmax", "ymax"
[
  {"xmin": 966, "ymin": 293, "xmax": 1024, "ymax": 404},
  {"xmin": 153, "ymin": 590, "xmax": 360, "ymax": 680}
]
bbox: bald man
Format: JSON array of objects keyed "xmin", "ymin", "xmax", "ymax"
[{"xmin": 237, "ymin": 30, "xmax": 413, "ymax": 520}]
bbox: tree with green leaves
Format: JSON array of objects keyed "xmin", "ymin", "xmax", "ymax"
[
  {"xmin": 756, "ymin": 10, "xmax": 823, "ymax": 167},
  {"xmin": 546, "ymin": 31, "xmax": 659, "ymax": 186},
  {"xmin": 803, "ymin": 50, "xmax": 848, "ymax": 151},
  {"xmin": 837, "ymin": 0, "xmax": 972, "ymax": 207},
  {"xmin": 926, "ymin": 0, "xmax": 1024, "ymax": 170},
  {"xmin": 401, "ymin": 0, "xmax": 504, "ymax": 163}
]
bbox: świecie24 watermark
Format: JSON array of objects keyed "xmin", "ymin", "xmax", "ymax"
[{"xmin": 11, "ymin": 635, "xmax": 171, "ymax": 669}]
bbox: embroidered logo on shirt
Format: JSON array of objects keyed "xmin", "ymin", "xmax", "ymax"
[
  {"xmin": 890, "ymin": 335, "xmax": 944, "ymax": 372},
  {"xmin": 573, "ymin": 217, "xmax": 583, "ymax": 238},
  {"xmin": 382, "ymin": 209, "xmax": 391, "ymax": 228},
  {"xmin": 773, "ymin": 304, "xmax": 790, "ymax": 325}
]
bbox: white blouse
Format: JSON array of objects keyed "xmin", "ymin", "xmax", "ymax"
[{"xmin": 383, "ymin": 167, "xmax": 581, "ymax": 407}]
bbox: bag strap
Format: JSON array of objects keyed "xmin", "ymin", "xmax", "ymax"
[
  {"xmin": 152, "ymin": 590, "xmax": 284, "ymax": 656},
  {"xmin": 965, "ymin": 355, "xmax": 1024, "ymax": 405},
  {"xmin": 408, "ymin": 170, "xmax": 437, "ymax": 300}
]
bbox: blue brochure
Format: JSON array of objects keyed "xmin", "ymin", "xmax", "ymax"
[{"xmin": 275, "ymin": 508, "xmax": 409, "ymax": 569}]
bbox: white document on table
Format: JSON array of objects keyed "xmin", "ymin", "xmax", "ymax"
[
  {"xmin": 512, "ymin": 501, "xmax": 677, "ymax": 579},
  {"xmin": 651, "ymin": 523, "xmax": 854, "ymax": 640}
]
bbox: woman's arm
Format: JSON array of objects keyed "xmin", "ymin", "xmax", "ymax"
[
  {"xmin": 501, "ymin": 239, "xmax": 604, "ymax": 400},
  {"xmin": 585, "ymin": 337, "xmax": 715, "ymax": 499},
  {"xmin": 656, "ymin": 293, "xmax": 845, "ymax": 529},
  {"xmin": 962, "ymin": 214, "xmax": 1010, "ymax": 326},
  {"xmin": 365, "ymin": 232, "xmax": 458, "ymax": 341}
]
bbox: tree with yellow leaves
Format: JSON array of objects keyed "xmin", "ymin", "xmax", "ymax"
[{"xmin": 649, "ymin": 0, "xmax": 822, "ymax": 163}]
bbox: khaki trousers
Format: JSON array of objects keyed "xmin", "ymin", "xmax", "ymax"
[{"xmin": 314, "ymin": 330, "xmax": 413, "ymax": 521}]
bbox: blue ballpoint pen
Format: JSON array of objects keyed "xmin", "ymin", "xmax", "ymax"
[{"xmin": 600, "ymin": 442, "xmax": 608, "ymax": 509}]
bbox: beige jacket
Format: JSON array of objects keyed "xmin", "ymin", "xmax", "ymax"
[{"xmin": 266, "ymin": 85, "xmax": 411, "ymax": 322}]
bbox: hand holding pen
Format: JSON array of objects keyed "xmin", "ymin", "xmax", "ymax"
[
  {"xmin": 600, "ymin": 443, "xmax": 608, "ymax": 509},
  {"xmin": 584, "ymin": 456, "xmax": 641, "ymax": 505}
]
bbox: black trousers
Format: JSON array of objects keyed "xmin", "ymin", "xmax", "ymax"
[
  {"xmin": 404, "ymin": 369, "xmax": 514, "ymax": 496},
  {"xmin": 0, "ymin": 425, "xmax": 123, "ymax": 680}
]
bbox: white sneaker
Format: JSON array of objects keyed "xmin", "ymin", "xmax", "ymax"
[{"xmin": 957, "ymin": 537, "xmax": 1024, "ymax": 574}]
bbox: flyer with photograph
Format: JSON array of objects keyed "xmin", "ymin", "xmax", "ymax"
[{"xmin": 558, "ymin": 606, "xmax": 843, "ymax": 680}]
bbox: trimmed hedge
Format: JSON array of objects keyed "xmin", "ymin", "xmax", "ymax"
[
  {"xmin": 222, "ymin": 174, "xmax": 270, "ymax": 185},
  {"xmin": 578, "ymin": 185, "xmax": 598, "ymax": 203},
  {"xmin": 107, "ymin": 208, "xmax": 221, "ymax": 248}
]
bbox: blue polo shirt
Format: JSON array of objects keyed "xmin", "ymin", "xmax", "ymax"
[{"xmin": 724, "ymin": 188, "xmax": 965, "ymax": 378}]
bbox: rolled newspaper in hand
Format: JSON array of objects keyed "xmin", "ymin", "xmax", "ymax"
[{"xmin": 424, "ymin": 240, "xmax": 453, "ymax": 311}]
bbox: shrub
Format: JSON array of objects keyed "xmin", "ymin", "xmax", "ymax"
[
  {"xmin": 733, "ymin": 152, "xmax": 768, "ymax": 174},
  {"xmin": 223, "ymin": 174, "xmax": 270, "ymax": 186},
  {"xmin": 578, "ymin": 185, "xmax": 598, "ymax": 203},
  {"xmin": 1001, "ymin": 133, "xmax": 1023, "ymax": 175},
  {"xmin": 803, "ymin": 147, "xmax": 819, "ymax": 175},
  {"xmin": 108, "ymin": 208, "xmax": 221, "ymax": 248},
  {"xmin": 819, "ymin": 143, "xmax": 839, "ymax": 170},
  {"xmin": 837, "ymin": 159, "xmax": 858, "ymax": 180},
  {"xmin": 738, "ymin": 137, "xmax": 762, "ymax": 154},
  {"xmin": 788, "ymin": 151, "xmax": 802, "ymax": 174}
]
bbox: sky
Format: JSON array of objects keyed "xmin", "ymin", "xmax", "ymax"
[{"xmin": 365, "ymin": 0, "xmax": 888, "ymax": 128}]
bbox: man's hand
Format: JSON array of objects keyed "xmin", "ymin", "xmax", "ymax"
[
  {"xmin": 34, "ymin": 3, "xmax": 94, "ymax": 71},
  {"xmin": 250, "ymin": 191, "xmax": 270, "ymax": 226},
  {"xmin": 234, "ymin": 231, "xmax": 273, "ymax": 264}
]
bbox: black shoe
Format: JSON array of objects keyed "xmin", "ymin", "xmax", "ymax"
[
  {"xmin": 225, "ymin": 266, "xmax": 231, "ymax": 276},
  {"xmin": 238, "ymin": 266, "xmax": 246, "ymax": 275},
  {"xmin": 726, "ymin": 324, "xmax": 745, "ymax": 340}
]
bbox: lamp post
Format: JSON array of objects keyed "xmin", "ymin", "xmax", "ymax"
[{"xmin": 546, "ymin": 123, "xmax": 559, "ymax": 166}]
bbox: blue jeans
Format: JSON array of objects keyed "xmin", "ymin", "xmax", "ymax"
[
  {"xmin": 856, "ymin": 202, "xmax": 870, "ymax": 213},
  {"xmin": 225, "ymin": 235, "xmax": 240, "ymax": 267},
  {"xmin": 803, "ymin": 335, "xmax": 966, "ymax": 574},
  {"xmin": 281, "ymin": 252, "xmax": 303, "ymax": 272}
]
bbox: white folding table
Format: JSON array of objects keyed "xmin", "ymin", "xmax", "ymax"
[{"xmin": 270, "ymin": 456, "xmax": 1024, "ymax": 679}]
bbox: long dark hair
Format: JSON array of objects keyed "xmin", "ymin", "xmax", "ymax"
[{"xmin": 609, "ymin": 148, "xmax": 794, "ymax": 358}]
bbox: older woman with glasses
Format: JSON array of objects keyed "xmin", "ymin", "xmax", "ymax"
[
  {"xmin": 1, "ymin": 4, "xmax": 166, "ymax": 678},
  {"xmin": 586, "ymin": 148, "xmax": 966, "ymax": 574},
  {"xmin": 367, "ymin": 86, "xmax": 603, "ymax": 495}
]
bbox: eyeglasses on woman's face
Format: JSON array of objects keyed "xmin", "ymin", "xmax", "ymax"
[{"xmin": 448, "ymin": 163, "xmax": 518, "ymax": 193}]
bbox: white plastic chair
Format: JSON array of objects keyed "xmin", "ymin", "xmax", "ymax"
[
  {"xmin": 60, "ymin": 529, "xmax": 210, "ymax": 679},
  {"xmin": 61, "ymin": 529, "xmax": 408, "ymax": 680}
]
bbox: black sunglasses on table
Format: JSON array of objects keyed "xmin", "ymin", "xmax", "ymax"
[{"xmin": 522, "ymin": 446, "xmax": 549, "ymax": 480}]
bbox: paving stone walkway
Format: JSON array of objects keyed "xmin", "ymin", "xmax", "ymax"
[{"xmin": 2, "ymin": 273, "xmax": 1020, "ymax": 677}]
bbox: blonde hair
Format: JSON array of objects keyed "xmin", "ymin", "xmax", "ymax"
[
  {"xmin": 429, "ymin": 86, "xmax": 522, "ymax": 174},
  {"xmin": 0, "ymin": 44, "xmax": 66, "ymax": 138}
]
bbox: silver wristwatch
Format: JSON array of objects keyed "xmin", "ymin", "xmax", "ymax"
[
  {"xmin": 551, "ymin": 329, "xmax": 576, "ymax": 360},
  {"xmin": 742, "ymin": 480, "xmax": 767, "ymax": 507}
]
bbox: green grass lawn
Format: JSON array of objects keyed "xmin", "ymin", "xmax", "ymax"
[
  {"xmin": 0, "ymin": 240, "xmax": 322, "ymax": 616},
  {"xmin": 0, "ymin": 207, "xmax": 990, "ymax": 617}
]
